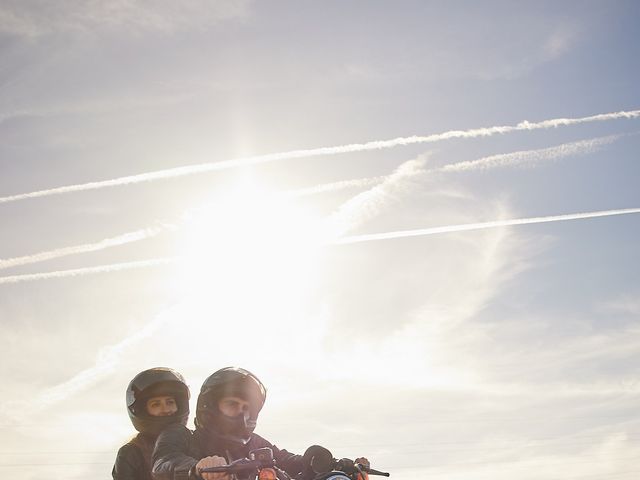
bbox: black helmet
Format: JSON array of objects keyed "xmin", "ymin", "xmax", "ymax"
[
  {"xmin": 195, "ymin": 367, "xmax": 266, "ymax": 445},
  {"xmin": 126, "ymin": 367, "xmax": 190, "ymax": 436}
]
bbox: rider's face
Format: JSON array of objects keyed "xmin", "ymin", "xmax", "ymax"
[
  {"xmin": 146, "ymin": 395, "xmax": 178, "ymax": 417},
  {"xmin": 218, "ymin": 396, "xmax": 251, "ymax": 419}
]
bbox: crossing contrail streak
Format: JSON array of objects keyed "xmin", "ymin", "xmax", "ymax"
[
  {"xmin": 1, "ymin": 109, "xmax": 638, "ymax": 204},
  {"xmin": 284, "ymin": 175, "xmax": 387, "ymax": 197},
  {"xmin": 1, "ymin": 207, "xmax": 639, "ymax": 284},
  {"xmin": 334, "ymin": 208, "xmax": 640, "ymax": 244},
  {"xmin": 0, "ymin": 257, "xmax": 174, "ymax": 285},
  {"xmin": 325, "ymin": 157, "xmax": 428, "ymax": 238},
  {"xmin": 0, "ymin": 225, "xmax": 169, "ymax": 271}
]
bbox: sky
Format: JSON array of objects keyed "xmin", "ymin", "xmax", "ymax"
[{"xmin": 0, "ymin": 1, "xmax": 639, "ymax": 479}]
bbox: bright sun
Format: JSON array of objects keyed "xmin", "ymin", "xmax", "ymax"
[
  {"xmin": 175, "ymin": 178, "xmax": 325, "ymax": 350},
  {"xmin": 170, "ymin": 178, "xmax": 459, "ymax": 393}
]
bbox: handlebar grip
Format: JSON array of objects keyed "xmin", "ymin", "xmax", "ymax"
[
  {"xmin": 365, "ymin": 468, "xmax": 390, "ymax": 477},
  {"xmin": 355, "ymin": 463, "xmax": 390, "ymax": 477}
]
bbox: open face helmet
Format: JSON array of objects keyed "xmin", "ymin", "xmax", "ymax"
[
  {"xmin": 126, "ymin": 367, "xmax": 190, "ymax": 436},
  {"xmin": 195, "ymin": 367, "xmax": 266, "ymax": 445}
]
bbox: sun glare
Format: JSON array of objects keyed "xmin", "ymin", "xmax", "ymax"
[{"xmin": 175, "ymin": 179, "xmax": 324, "ymax": 349}]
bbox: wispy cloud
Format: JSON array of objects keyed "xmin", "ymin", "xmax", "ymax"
[
  {"xmin": 0, "ymin": 0, "xmax": 251, "ymax": 37},
  {"xmin": 409, "ymin": 434, "xmax": 640, "ymax": 480},
  {"xmin": 475, "ymin": 24, "xmax": 582, "ymax": 82},
  {"xmin": 310, "ymin": 199, "xmax": 526, "ymax": 391},
  {"xmin": 1, "ymin": 109, "xmax": 638, "ymax": 205},
  {"xmin": 598, "ymin": 291, "xmax": 640, "ymax": 317},
  {"xmin": 0, "ymin": 225, "xmax": 170, "ymax": 271},
  {"xmin": 335, "ymin": 207, "xmax": 640, "ymax": 244},
  {"xmin": 0, "ymin": 89, "xmax": 196, "ymax": 127},
  {"xmin": 24, "ymin": 312, "xmax": 173, "ymax": 414}
]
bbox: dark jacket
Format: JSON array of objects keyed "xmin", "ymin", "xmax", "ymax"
[
  {"xmin": 152, "ymin": 424, "xmax": 303, "ymax": 480},
  {"xmin": 113, "ymin": 433, "xmax": 157, "ymax": 480}
]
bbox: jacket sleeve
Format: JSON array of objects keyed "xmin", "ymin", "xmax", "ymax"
[
  {"xmin": 151, "ymin": 424, "xmax": 200, "ymax": 480},
  {"xmin": 113, "ymin": 443, "xmax": 145, "ymax": 480},
  {"xmin": 272, "ymin": 444, "xmax": 304, "ymax": 477}
]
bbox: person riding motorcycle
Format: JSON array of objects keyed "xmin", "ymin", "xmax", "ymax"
[
  {"xmin": 151, "ymin": 367, "xmax": 368, "ymax": 480},
  {"xmin": 113, "ymin": 367, "xmax": 190, "ymax": 480}
]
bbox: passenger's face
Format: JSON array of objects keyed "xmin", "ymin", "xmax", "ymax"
[
  {"xmin": 218, "ymin": 396, "xmax": 251, "ymax": 418},
  {"xmin": 146, "ymin": 395, "xmax": 178, "ymax": 417}
]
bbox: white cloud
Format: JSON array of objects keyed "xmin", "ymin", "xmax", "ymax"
[
  {"xmin": 544, "ymin": 26, "xmax": 580, "ymax": 58},
  {"xmin": 599, "ymin": 294, "xmax": 640, "ymax": 317},
  {"xmin": 472, "ymin": 24, "xmax": 582, "ymax": 81}
]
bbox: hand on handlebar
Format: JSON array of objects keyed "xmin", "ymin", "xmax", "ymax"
[
  {"xmin": 196, "ymin": 455, "xmax": 229, "ymax": 480},
  {"xmin": 336, "ymin": 457, "xmax": 370, "ymax": 471}
]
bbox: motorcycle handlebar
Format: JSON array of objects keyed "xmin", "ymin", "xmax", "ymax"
[
  {"xmin": 200, "ymin": 455, "xmax": 390, "ymax": 478},
  {"xmin": 358, "ymin": 465, "xmax": 390, "ymax": 477},
  {"xmin": 336, "ymin": 459, "xmax": 390, "ymax": 477}
]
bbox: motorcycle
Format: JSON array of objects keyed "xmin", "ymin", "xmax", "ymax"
[{"xmin": 200, "ymin": 445, "xmax": 390, "ymax": 480}]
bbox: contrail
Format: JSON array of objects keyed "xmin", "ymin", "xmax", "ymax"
[
  {"xmin": 334, "ymin": 207, "xmax": 640, "ymax": 244},
  {"xmin": 1, "ymin": 109, "xmax": 638, "ymax": 204},
  {"xmin": 441, "ymin": 134, "xmax": 622, "ymax": 172},
  {"xmin": 0, "ymin": 257, "xmax": 174, "ymax": 285},
  {"xmin": 0, "ymin": 224, "xmax": 170, "ymax": 271},
  {"xmin": 289, "ymin": 133, "xmax": 624, "ymax": 198},
  {"xmin": 2, "ymin": 207, "xmax": 639, "ymax": 284}
]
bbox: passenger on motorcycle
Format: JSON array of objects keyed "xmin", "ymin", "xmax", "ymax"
[
  {"xmin": 113, "ymin": 367, "xmax": 190, "ymax": 480},
  {"xmin": 152, "ymin": 367, "xmax": 368, "ymax": 480}
]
